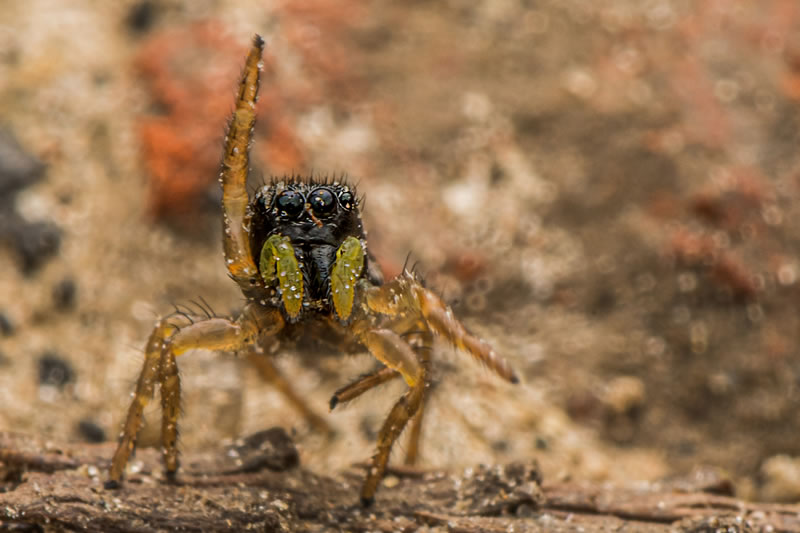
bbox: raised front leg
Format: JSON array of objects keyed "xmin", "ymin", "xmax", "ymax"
[
  {"xmin": 107, "ymin": 305, "xmax": 283, "ymax": 488},
  {"xmin": 221, "ymin": 35, "xmax": 263, "ymax": 291}
]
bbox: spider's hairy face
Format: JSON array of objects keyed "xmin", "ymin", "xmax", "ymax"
[{"xmin": 248, "ymin": 179, "xmax": 368, "ymax": 319}]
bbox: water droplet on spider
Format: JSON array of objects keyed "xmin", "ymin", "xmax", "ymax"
[
  {"xmin": 279, "ymin": 271, "xmax": 286, "ymax": 276},
  {"xmin": 345, "ymin": 284, "xmax": 350, "ymax": 289},
  {"xmin": 226, "ymin": 259, "xmax": 234, "ymax": 264}
]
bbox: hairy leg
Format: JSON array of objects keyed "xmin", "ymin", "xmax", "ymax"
[
  {"xmin": 160, "ymin": 346, "xmax": 180, "ymax": 478},
  {"xmin": 107, "ymin": 305, "xmax": 283, "ymax": 487},
  {"xmin": 362, "ymin": 273, "xmax": 519, "ymax": 384},
  {"xmin": 107, "ymin": 321, "xmax": 173, "ymax": 486},
  {"xmin": 347, "ymin": 323, "xmax": 429, "ymax": 505},
  {"xmin": 329, "ymin": 366, "xmax": 399, "ymax": 410},
  {"xmin": 403, "ymin": 329, "xmax": 433, "ymax": 466},
  {"xmin": 362, "ymin": 364, "xmax": 427, "ymax": 505},
  {"xmin": 330, "ymin": 326, "xmax": 434, "ymax": 467},
  {"xmin": 221, "ymin": 35, "xmax": 263, "ymax": 290}
]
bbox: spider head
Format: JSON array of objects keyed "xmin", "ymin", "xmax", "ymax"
[
  {"xmin": 248, "ymin": 178, "xmax": 368, "ymax": 309},
  {"xmin": 250, "ymin": 179, "xmax": 363, "ymax": 248}
]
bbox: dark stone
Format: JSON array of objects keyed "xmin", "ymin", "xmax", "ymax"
[
  {"xmin": 0, "ymin": 129, "xmax": 60, "ymax": 275},
  {"xmin": 126, "ymin": 1, "xmax": 157, "ymax": 34},
  {"xmin": 492, "ymin": 439, "xmax": 510, "ymax": 452},
  {"xmin": 37, "ymin": 352, "xmax": 75, "ymax": 388},
  {"xmin": 0, "ymin": 311, "xmax": 14, "ymax": 336},
  {"xmin": 0, "ymin": 128, "xmax": 45, "ymax": 198},
  {"xmin": 11, "ymin": 221, "xmax": 61, "ymax": 274},
  {"xmin": 52, "ymin": 278, "xmax": 77, "ymax": 311},
  {"xmin": 77, "ymin": 419, "xmax": 106, "ymax": 443},
  {"xmin": 223, "ymin": 427, "xmax": 299, "ymax": 473}
]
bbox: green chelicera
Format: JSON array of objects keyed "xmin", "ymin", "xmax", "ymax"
[
  {"xmin": 259, "ymin": 234, "xmax": 304, "ymax": 319},
  {"xmin": 329, "ymin": 236, "xmax": 364, "ymax": 321},
  {"xmin": 259, "ymin": 234, "xmax": 364, "ymax": 321}
]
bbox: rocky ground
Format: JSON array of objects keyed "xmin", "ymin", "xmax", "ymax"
[{"xmin": 2, "ymin": 1, "xmax": 800, "ymax": 531}]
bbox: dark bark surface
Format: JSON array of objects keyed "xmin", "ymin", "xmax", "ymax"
[{"xmin": 1, "ymin": 430, "xmax": 798, "ymax": 532}]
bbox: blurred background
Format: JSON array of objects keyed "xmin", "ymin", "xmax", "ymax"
[{"xmin": 2, "ymin": 0, "xmax": 800, "ymax": 502}]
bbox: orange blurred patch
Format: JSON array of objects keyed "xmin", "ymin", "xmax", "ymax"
[
  {"xmin": 134, "ymin": 21, "xmax": 305, "ymax": 222},
  {"xmin": 669, "ymin": 228, "xmax": 758, "ymax": 300}
]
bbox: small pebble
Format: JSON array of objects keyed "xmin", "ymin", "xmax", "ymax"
[
  {"xmin": 0, "ymin": 311, "xmax": 14, "ymax": 336},
  {"xmin": 491, "ymin": 439, "xmax": 509, "ymax": 452},
  {"xmin": 360, "ymin": 415, "xmax": 378, "ymax": 441},
  {"xmin": 13, "ymin": 221, "xmax": 61, "ymax": 274},
  {"xmin": 0, "ymin": 128, "xmax": 45, "ymax": 196},
  {"xmin": 126, "ymin": 0, "xmax": 157, "ymax": 34},
  {"xmin": 52, "ymin": 278, "xmax": 77, "ymax": 311},
  {"xmin": 37, "ymin": 352, "xmax": 75, "ymax": 388},
  {"xmin": 77, "ymin": 419, "xmax": 106, "ymax": 443}
]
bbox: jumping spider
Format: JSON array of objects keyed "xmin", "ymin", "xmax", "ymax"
[{"xmin": 107, "ymin": 35, "xmax": 519, "ymax": 505}]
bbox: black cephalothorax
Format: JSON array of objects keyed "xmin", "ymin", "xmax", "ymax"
[{"xmin": 248, "ymin": 179, "xmax": 380, "ymax": 319}]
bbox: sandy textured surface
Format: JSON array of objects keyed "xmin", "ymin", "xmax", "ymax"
[{"xmin": 2, "ymin": 0, "xmax": 800, "ymax": 517}]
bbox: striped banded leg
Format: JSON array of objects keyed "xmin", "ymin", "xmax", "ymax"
[{"xmin": 107, "ymin": 305, "xmax": 283, "ymax": 487}]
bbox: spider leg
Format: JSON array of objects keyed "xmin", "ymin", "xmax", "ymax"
[
  {"xmin": 363, "ymin": 273, "xmax": 519, "ymax": 384},
  {"xmin": 107, "ymin": 321, "xmax": 172, "ymax": 487},
  {"xmin": 348, "ymin": 274, "xmax": 517, "ymax": 502},
  {"xmin": 329, "ymin": 329, "xmax": 433, "ymax": 466},
  {"xmin": 348, "ymin": 323, "xmax": 429, "ymax": 506},
  {"xmin": 221, "ymin": 35, "xmax": 263, "ymax": 291},
  {"xmin": 328, "ymin": 331, "xmax": 430, "ymax": 467},
  {"xmin": 403, "ymin": 328, "xmax": 433, "ymax": 466},
  {"xmin": 329, "ymin": 366, "xmax": 400, "ymax": 410},
  {"xmin": 107, "ymin": 304, "xmax": 283, "ymax": 487},
  {"xmin": 247, "ymin": 353, "xmax": 334, "ymax": 436}
]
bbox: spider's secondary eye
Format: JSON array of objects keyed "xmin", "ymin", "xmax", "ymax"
[
  {"xmin": 275, "ymin": 190, "xmax": 304, "ymax": 217},
  {"xmin": 338, "ymin": 190, "xmax": 354, "ymax": 210},
  {"xmin": 309, "ymin": 187, "xmax": 336, "ymax": 215}
]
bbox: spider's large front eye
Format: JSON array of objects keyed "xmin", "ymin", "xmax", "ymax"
[
  {"xmin": 309, "ymin": 187, "xmax": 336, "ymax": 216},
  {"xmin": 275, "ymin": 190, "xmax": 304, "ymax": 217}
]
